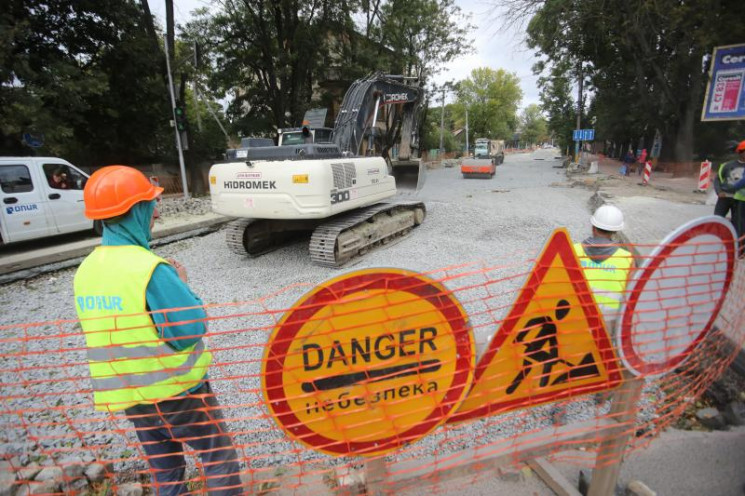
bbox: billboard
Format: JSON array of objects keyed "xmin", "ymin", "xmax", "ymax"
[{"xmin": 701, "ymin": 44, "xmax": 745, "ymax": 121}]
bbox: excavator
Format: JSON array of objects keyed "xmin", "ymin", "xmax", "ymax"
[{"xmin": 208, "ymin": 72, "xmax": 426, "ymax": 267}]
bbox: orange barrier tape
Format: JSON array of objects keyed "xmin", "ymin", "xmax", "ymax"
[{"xmin": 1, "ymin": 228, "xmax": 743, "ymax": 495}]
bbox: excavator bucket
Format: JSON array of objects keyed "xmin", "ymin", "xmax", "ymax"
[{"xmin": 390, "ymin": 159, "xmax": 426, "ymax": 192}]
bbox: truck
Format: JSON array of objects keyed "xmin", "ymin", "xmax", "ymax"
[
  {"xmin": 0, "ymin": 156, "xmax": 100, "ymax": 244},
  {"xmin": 209, "ymin": 72, "xmax": 427, "ymax": 267},
  {"xmin": 473, "ymin": 138, "xmax": 505, "ymax": 165}
]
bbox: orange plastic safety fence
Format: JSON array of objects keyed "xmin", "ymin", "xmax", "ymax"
[{"xmin": 1, "ymin": 237, "xmax": 743, "ymax": 495}]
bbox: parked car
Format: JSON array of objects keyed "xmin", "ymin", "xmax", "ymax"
[{"xmin": 0, "ymin": 156, "xmax": 99, "ymax": 244}]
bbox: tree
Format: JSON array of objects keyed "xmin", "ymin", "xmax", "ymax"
[
  {"xmin": 452, "ymin": 67, "xmax": 523, "ymax": 140},
  {"xmin": 532, "ymin": 58, "xmax": 576, "ymax": 150},
  {"xmin": 518, "ymin": 0, "xmax": 745, "ymax": 162},
  {"xmin": 0, "ymin": 0, "xmax": 170, "ymax": 166},
  {"xmin": 186, "ymin": 0, "xmax": 473, "ymax": 138},
  {"xmin": 375, "ymin": 0, "xmax": 473, "ymax": 83},
  {"xmin": 520, "ymin": 104, "xmax": 548, "ymax": 146},
  {"xmin": 185, "ymin": 1, "xmax": 354, "ymax": 135}
]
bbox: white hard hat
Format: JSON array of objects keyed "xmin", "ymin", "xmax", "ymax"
[{"xmin": 591, "ymin": 205, "xmax": 624, "ymax": 231}]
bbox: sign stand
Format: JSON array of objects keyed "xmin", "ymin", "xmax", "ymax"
[
  {"xmin": 364, "ymin": 458, "xmax": 387, "ymax": 496},
  {"xmin": 587, "ymin": 371, "xmax": 644, "ymax": 496}
]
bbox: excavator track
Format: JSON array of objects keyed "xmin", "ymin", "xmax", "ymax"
[
  {"xmin": 225, "ymin": 218, "xmax": 305, "ymax": 257},
  {"xmin": 309, "ymin": 200, "xmax": 426, "ymax": 267}
]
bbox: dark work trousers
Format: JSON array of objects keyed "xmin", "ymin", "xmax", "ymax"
[
  {"xmin": 735, "ymin": 200, "xmax": 745, "ymax": 257},
  {"xmin": 125, "ymin": 382, "xmax": 242, "ymax": 496},
  {"xmin": 714, "ymin": 195, "xmax": 736, "ymax": 219}
]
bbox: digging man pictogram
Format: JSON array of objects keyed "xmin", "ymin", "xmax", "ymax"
[{"xmin": 506, "ymin": 299, "xmax": 601, "ymax": 395}]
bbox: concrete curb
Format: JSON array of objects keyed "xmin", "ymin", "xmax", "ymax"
[{"xmin": 0, "ymin": 215, "xmax": 232, "ymax": 281}]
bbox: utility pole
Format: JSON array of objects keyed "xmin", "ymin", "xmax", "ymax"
[
  {"xmin": 164, "ymin": 34, "xmax": 189, "ymax": 199},
  {"xmin": 465, "ymin": 108, "xmax": 469, "ymax": 156},
  {"xmin": 439, "ymin": 89, "xmax": 445, "ymax": 155},
  {"xmin": 574, "ymin": 61, "xmax": 583, "ymax": 164}
]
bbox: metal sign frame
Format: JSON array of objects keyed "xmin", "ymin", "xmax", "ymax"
[{"xmin": 617, "ymin": 216, "xmax": 737, "ymax": 377}]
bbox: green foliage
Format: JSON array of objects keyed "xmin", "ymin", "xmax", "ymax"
[
  {"xmin": 535, "ymin": 58, "xmax": 576, "ymax": 150},
  {"xmin": 451, "ymin": 67, "xmax": 522, "ymax": 141},
  {"xmin": 0, "ymin": 0, "xmax": 170, "ymax": 166},
  {"xmin": 376, "ymin": 0, "xmax": 473, "ymax": 82},
  {"xmin": 420, "ymin": 105, "xmax": 459, "ymax": 152},
  {"xmin": 520, "ymin": 104, "xmax": 548, "ymax": 146},
  {"xmin": 522, "ymin": 0, "xmax": 745, "ymax": 161}
]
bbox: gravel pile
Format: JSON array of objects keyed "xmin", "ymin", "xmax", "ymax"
[
  {"xmin": 157, "ymin": 195, "xmax": 212, "ymax": 218},
  {"xmin": 0, "ymin": 156, "xmax": 664, "ymax": 485}
]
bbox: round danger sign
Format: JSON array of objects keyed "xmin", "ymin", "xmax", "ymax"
[
  {"xmin": 618, "ymin": 216, "xmax": 737, "ymax": 377},
  {"xmin": 262, "ymin": 268, "xmax": 474, "ymax": 456}
]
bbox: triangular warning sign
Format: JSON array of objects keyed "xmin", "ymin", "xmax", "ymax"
[{"xmin": 449, "ymin": 228, "xmax": 622, "ymax": 424}]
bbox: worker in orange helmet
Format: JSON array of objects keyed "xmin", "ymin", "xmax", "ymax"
[
  {"xmin": 73, "ymin": 166, "xmax": 242, "ymax": 496},
  {"xmin": 719, "ymin": 139, "xmax": 745, "ymax": 255}
]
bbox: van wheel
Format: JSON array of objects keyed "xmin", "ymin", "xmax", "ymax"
[{"xmin": 93, "ymin": 220, "xmax": 104, "ymax": 236}]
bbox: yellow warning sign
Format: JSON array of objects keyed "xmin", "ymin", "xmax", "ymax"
[
  {"xmin": 263, "ymin": 268, "xmax": 474, "ymax": 456},
  {"xmin": 449, "ymin": 229, "xmax": 622, "ymax": 423}
]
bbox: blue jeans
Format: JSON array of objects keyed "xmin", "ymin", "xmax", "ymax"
[{"xmin": 125, "ymin": 382, "xmax": 242, "ymax": 496}]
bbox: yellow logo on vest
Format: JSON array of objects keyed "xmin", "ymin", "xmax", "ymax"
[{"xmin": 450, "ymin": 228, "xmax": 622, "ymax": 424}]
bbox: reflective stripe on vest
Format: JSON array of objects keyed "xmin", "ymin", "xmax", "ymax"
[
  {"xmin": 572, "ymin": 242, "xmax": 633, "ymax": 313},
  {"xmin": 74, "ymin": 245, "xmax": 212, "ymax": 412}
]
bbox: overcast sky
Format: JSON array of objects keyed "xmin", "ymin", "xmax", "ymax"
[{"xmin": 147, "ymin": 0, "xmax": 541, "ymax": 110}]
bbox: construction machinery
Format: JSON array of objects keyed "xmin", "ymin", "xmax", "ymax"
[
  {"xmin": 473, "ymin": 138, "xmax": 505, "ymax": 165},
  {"xmin": 209, "ymin": 73, "xmax": 426, "ymax": 267},
  {"xmin": 460, "ymin": 158, "xmax": 495, "ymax": 178}
]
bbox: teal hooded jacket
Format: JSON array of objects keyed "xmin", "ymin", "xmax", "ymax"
[{"xmin": 100, "ymin": 200, "xmax": 207, "ymax": 353}]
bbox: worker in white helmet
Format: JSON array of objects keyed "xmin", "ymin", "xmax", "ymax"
[{"xmin": 573, "ymin": 205, "xmax": 635, "ymax": 329}]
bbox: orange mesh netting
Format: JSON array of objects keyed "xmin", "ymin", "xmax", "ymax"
[{"xmin": 1, "ymin": 228, "xmax": 743, "ymax": 495}]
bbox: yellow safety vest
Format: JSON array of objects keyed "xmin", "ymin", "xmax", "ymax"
[
  {"xmin": 719, "ymin": 161, "xmax": 745, "ymax": 201},
  {"xmin": 73, "ymin": 245, "xmax": 212, "ymax": 412},
  {"xmin": 572, "ymin": 242, "xmax": 633, "ymax": 315}
]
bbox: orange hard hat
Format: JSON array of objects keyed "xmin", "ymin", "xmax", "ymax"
[
  {"xmin": 736, "ymin": 140, "xmax": 745, "ymax": 153},
  {"xmin": 84, "ymin": 165, "xmax": 164, "ymax": 220}
]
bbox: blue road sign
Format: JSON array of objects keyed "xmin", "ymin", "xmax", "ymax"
[
  {"xmin": 22, "ymin": 133, "xmax": 44, "ymax": 148},
  {"xmin": 573, "ymin": 129, "xmax": 595, "ymax": 141}
]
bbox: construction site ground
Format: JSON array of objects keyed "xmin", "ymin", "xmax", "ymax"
[{"xmin": 1, "ymin": 150, "xmax": 743, "ymax": 495}]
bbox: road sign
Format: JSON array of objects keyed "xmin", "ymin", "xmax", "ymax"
[
  {"xmin": 22, "ymin": 133, "xmax": 44, "ymax": 148},
  {"xmin": 449, "ymin": 229, "xmax": 622, "ymax": 424},
  {"xmin": 702, "ymin": 43, "xmax": 745, "ymax": 121},
  {"xmin": 262, "ymin": 268, "xmax": 474, "ymax": 456},
  {"xmin": 617, "ymin": 216, "xmax": 737, "ymax": 377},
  {"xmin": 573, "ymin": 129, "xmax": 595, "ymax": 141}
]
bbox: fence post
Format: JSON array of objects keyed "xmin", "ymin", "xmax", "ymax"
[
  {"xmin": 587, "ymin": 371, "xmax": 644, "ymax": 496},
  {"xmin": 365, "ymin": 457, "xmax": 387, "ymax": 496}
]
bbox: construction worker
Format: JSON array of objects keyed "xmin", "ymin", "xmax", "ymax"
[
  {"xmin": 73, "ymin": 166, "xmax": 241, "ymax": 496},
  {"xmin": 573, "ymin": 205, "xmax": 635, "ymax": 330},
  {"xmin": 718, "ymin": 139, "xmax": 745, "ymax": 253}
]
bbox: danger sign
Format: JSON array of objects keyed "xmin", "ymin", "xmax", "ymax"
[
  {"xmin": 450, "ymin": 229, "xmax": 623, "ymax": 423},
  {"xmin": 262, "ymin": 268, "xmax": 474, "ymax": 456}
]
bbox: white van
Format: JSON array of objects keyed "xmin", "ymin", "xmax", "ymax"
[{"xmin": 0, "ymin": 157, "xmax": 100, "ymax": 245}]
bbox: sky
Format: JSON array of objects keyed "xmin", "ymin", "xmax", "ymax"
[{"xmin": 147, "ymin": 0, "xmax": 541, "ymax": 110}]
